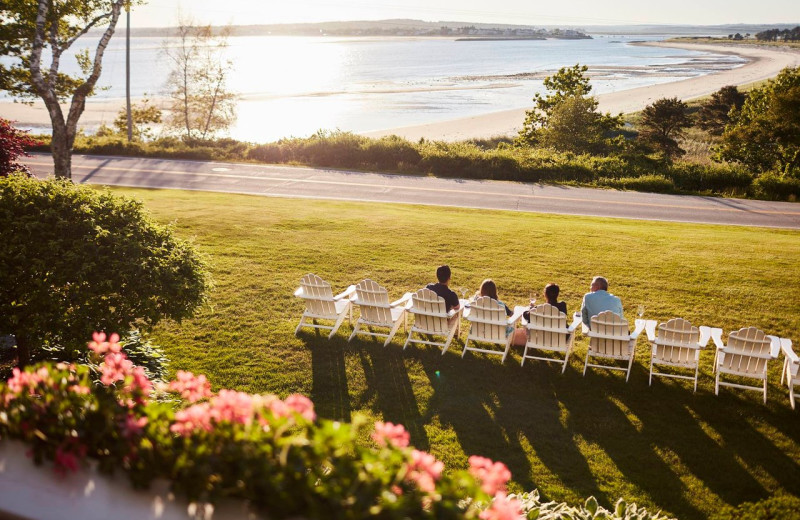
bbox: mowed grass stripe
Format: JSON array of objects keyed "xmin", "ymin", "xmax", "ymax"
[{"xmin": 116, "ymin": 188, "xmax": 800, "ymax": 520}]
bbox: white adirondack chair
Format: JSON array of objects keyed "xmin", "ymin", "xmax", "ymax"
[
  {"xmin": 403, "ymin": 288, "xmax": 462, "ymax": 354},
  {"xmin": 521, "ymin": 304, "xmax": 581, "ymax": 373},
  {"xmin": 713, "ymin": 327, "xmax": 778, "ymax": 404},
  {"xmin": 294, "ymin": 274, "xmax": 355, "ymax": 339},
  {"xmin": 583, "ymin": 311, "xmax": 645, "ymax": 382},
  {"xmin": 462, "ymin": 297, "xmax": 524, "ymax": 363},
  {"xmin": 348, "ymin": 279, "xmax": 411, "ymax": 347},
  {"xmin": 644, "ymin": 318, "xmax": 714, "ymax": 392},
  {"xmin": 780, "ymin": 339, "xmax": 799, "ymax": 409}
]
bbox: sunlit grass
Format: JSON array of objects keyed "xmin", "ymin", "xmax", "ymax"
[{"xmin": 116, "ymin": 187, "xmax": 800, "ymax": 520}]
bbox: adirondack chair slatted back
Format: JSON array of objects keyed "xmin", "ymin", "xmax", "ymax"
[
  {"xmin": 589, "ymin": 311, "xmax": 630, "ymax": 358},
  {"xmin": 655, "ymin": 318, "xmax": 700, "ymax": 366},
  {"xmin": 469, "ymin": 297, "xmax": 507, "ymax": 342},
  {"xmin": 721, "ymin": 327, "xmax": 772, "ymax": 375},
  {"xmin": 527, "ymin": 304, "xmax": 568, "ymax": 350},
  {"xmin": 300, "ymin": 274, "xmax": 337, "ymax": 317},
  {"xmin": 411, "ymin": 289, "xmax": 449, "ymax": 335},
  {"xmin": 355, "ymin": 279, "xmax": 392, "ymax": 326}
]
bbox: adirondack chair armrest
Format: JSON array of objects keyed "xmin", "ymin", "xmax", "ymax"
[
  {"xmin": 767, "ymin": 336, "xmax": 782, "ymax": 358},
  {"xmin": 710, "ymin": 328, "xmax": 725, "ymax": 350},
  {"xmin": 508, "ymin": 307, "xmax": 526, "ymax": 325},
  {"xmin": 644, "ymin": 320, "xmax": 658, "ymax": 342},
  {"xmin": 294, "ymin": 287, "xmax": 304, "ymax": 297},
  {"xmin": 631, "ymin": 319, "xmax": 646, "ymax": 340},
  {"xmin": 697, "ymin": 326, "xmax": 713, "ymax": 348},
  {"xmin": 567, "ymin": 315, "xmax": 582, "ymax": 333},
  {"xmin": 334, "ymin": 285, "xmax": 357, "ymax": 300},
  {"xmin": 781, "ymin": 338, "xmax": 798, "ymax": 362},
  {"xmin": 390, "ymin": 292, "xmax": 413, "ymax": 308}
]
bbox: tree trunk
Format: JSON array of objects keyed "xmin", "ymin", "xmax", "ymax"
[{"xmin": 50, "ymin": 125, "xmax": 72, "ymax": 179}]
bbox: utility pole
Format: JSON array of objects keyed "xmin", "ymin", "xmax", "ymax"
[{"xmin": 125, "ymin": 4, "xmax": 132, "ymax": 142}]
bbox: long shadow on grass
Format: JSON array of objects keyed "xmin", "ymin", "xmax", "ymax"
[
  {"xmin": 302, "ymin": 331, "xmax": 352, "ymax": 422},
  {"xmin": 409, "ymin": 346, "xmax": 608, "ymax": 506},
  {"xmin": 557, "ymin": 361, "xmax": 800, "ymax": 519},
  {"xmin": 357, "ymin": 339, "xmax": 431, "ymax": 451}
]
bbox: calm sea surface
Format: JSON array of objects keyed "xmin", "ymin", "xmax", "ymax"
[{"xmin": 4, "ymin": 35, "xmax": 744, "ymax": 141}]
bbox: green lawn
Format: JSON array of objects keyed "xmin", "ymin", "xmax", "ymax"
[{"xmin": 118, "ymin": 187, "xmax": 800, "ymax": 520}]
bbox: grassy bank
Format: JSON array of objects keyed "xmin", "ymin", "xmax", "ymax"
[
  {"xmin": 665, "ymin": 37, "xmax": 800, "ymax": 49},
  {"xmin": 32, "ymin": 132, "xmax": 799, "ymax": 201},
  {"xmin": 118, "ymin": 187, "xmax": 800, "ymax": 520}
]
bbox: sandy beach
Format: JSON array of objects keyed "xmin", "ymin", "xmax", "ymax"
[
  {"xmin": 363, "ymin": 42, "xmax": 800, "ymax": 141},
  {"xmin": 2, "ymin": 41, "xmax": 799, "ymax": 142}
]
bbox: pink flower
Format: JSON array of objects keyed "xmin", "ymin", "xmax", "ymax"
[
  {"xmin": 88, "ymin": 332, "xmax": 121, "ymax": 355},
  {"xmin": 100, "ymin": 352, "xmax": 134, "ymax": 385},
  {"xmin": 168, "ymin": 370, "xmax": 212, "ymax": 403},
  {"xmin": 284, "ymin": 394, "xmax": 316, "ymax": 421},
  {"xmin": 209, "ymin": 390, "xmax": 254, "ymax": 425},
  {"xmin": 372, "ymin": 421, "xmax": 410, "ymax": 448},
  {"xmin": 469, "ymin": 456, "xmax": 511, "ymax": 496},
  {"xmin": 406, "ymin": 450, "xmax": 444, "ymax": 494},
  {"xmin": 170, "ymin": 403, "xmax": 213, "ymax": 435},
  {"xmin": 129, "ymin": 366, "xmax": 153, "ymax": 396},
  {"xmin": 122, "ymin": 414, "xmax": 148, "ymax": 438},
  {"xmin": 479, "ymin": 492, "xmax": 525, "ymax": 520},
  {"xmin": 53, "ymin": 445, "xmax": 84, "ymax": 477}
]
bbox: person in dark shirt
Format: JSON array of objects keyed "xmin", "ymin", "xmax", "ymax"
[
  {"xmin": 544, "ymin": 283, "xmax": 568, "ymax": 316},
  {"xmin": 425, "ymin": 265, "xmax": 460, "ymax": 312}
]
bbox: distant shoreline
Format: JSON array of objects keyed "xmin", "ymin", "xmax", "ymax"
[{"xmin": 363, "ymin": 41, "xmax": 800, "ymax": 141}]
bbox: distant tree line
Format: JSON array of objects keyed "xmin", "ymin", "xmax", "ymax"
[{"xmin": 756, "ymin": 27, "xmax": 800, "ymax": 42}]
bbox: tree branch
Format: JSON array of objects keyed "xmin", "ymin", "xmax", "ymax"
[{"xmin": 60, "ymin": 12, "xmax": 114, "ymax": 52}]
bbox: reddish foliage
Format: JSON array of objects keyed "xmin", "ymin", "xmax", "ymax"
[{"xmin": 0, "ymin": 118, "xmax": 41, "ymax": 177}]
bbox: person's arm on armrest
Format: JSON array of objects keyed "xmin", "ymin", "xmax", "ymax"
[{"xmin": 580, "ymin": 296, "xmax": 590, "ymax": 328}]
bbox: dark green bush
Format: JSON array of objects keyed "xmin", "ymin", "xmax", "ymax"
[
  {"xmin": 667, "ymin": 163, "xmax": 754, "ymax": 193},
  {"xmin": 751, "ymin": 172, "xmax": 800, "ymax": 201},
  {"xmin": 0, "ymin": 176, "xmax": 210, "ymax": 365},
  {"xmin": 362, "ymin": 135, "xmax": 422, "ymax": 171},
  {"xmin": 598, "ymin": 174, "xmax": 676, "ymax": 193}
]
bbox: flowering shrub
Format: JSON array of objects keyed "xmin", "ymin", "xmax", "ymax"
[
  {"xmin": 0, "ymin": 332, "xmax": 673, "ymax": 520},
  {"xmin": 0, "ymin": 333, "xmax": 520, "ymax": 519}
]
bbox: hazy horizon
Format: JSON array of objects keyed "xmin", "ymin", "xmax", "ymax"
[{"xmin": 132, "ymin": 0, "xmax": 800, "ymax": 28}]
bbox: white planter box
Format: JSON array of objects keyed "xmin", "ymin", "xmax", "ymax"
[{"xmin": 0, "ymin": 441, "xmax": 258, "ymax": 520}]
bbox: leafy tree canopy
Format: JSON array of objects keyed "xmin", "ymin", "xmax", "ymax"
[
  {"xmin": 517, "ymin": 64, "xmax": 622, "ymax": 153},
  {"xmin": 637, "ymin": 97, "xmax": 692, "ymax": 160},
  {"xmin": 697, "ymin": 85, "xmax": 747, "ymax": 136},
  {"xmin": 715, "ymin": 67, "xmax": 800, "ymax": 177},
  {"xmin": 0, "ymin": 176, "xmax": 211, "ymax": 365}
]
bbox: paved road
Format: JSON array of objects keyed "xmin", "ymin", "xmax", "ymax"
[{"xmin": 24, "ymin": 154, "xmax": 800, "ymax": 229}]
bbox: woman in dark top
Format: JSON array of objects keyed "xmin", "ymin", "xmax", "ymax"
[
  {"xmin": 474, "ymin": 279, "xmax": 512, "ymax": 317},
  {"xmin": 544, "ymin": 283, "xmax": 568, "ymax": 316}
]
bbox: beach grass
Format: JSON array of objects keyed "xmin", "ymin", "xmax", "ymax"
[{"xmin": 119, "ymin": 187, "xmax": 800, "ymax": 520}]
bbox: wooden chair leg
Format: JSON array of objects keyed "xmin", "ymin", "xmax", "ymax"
[
  {"xmin": 442, "ymin": 322, "xmax": 458, "ymax": 355},
  {"xmin": 791, "ymin": 382, "xmax": 796, "ymax": 410},
  {"xmin": 462, "ymin": 338, "xmax": 470, "ymax": 358},
  {"xmin": 384, "ymin": 319, "xmax": 404, "ymax": 347},
  {"xmin": 715, "ymin": 373, "xmax": 720, "ymax": 395},
  {"xmin": 348, "ymin": 321, "xmax": 361, "ymax": 342},
  {"xmin": 403, "ymin": 330, "xmax": 414, "ymax": 350},
  {"xmin": 763, "ymin": 378, "xmax": 768, "ymax": 405},
  {"xmin": 583, "ymin": 351, "xmax": 590, "ymax": 376},
  {"xmin": 295, "ymin": 315, "xmax": 306, "ymax": 336},
  {"xmin": 329, "ymin": 312, "xmax": 347, "ymax": 339}
]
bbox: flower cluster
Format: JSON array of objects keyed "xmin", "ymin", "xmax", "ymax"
[
  {"xmin": 469, "ymin": 455, "xmax": 512, "ymax": 496},
  {"xmin": 372, "ymin": 421, "xmax": 410, "ymax": 448},
  {"xmin": 479, "ymin": 492, "xmax": 525, "ymax": 520},
  {"xmin": 406, "ymin": 449, "xmax": 445, "ymax": 494},
  {"xmin": 168, "ymin": 370, "xmax": 212, "ymax": 403}
]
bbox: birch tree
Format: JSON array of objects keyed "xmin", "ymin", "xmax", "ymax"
[
  {"xmin": 1, "ymin": 1, "xmax": 139, "ymax": 179},
  {"xmin": 163, "ymin": 20, "xmax": 236, "ymax": 140}
]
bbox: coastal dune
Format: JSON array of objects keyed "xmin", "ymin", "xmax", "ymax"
[{"xmin": 364, "ymin": 42, "xmax": 800, "ymax": 141}]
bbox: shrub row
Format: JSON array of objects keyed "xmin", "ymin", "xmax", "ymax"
[{"xmin": 31, "ymin": 132, "xmax": 800, "ymax": 200}]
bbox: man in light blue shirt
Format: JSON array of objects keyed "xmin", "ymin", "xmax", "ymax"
[{"xmin": 580, "ymin": 276, "xmax": 624, "ymax": 329}]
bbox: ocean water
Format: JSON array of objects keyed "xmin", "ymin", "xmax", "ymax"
[{"xmin": 3, "ymin": 34, "xmax": 744, "ymax": 141}]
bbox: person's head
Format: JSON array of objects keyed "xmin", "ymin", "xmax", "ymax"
[
  {"xmin": 544, "ymin": 283, "xmax": 560, "ymax": 305},
  {"xmin": 436, "ymin": 265, "xmax": 452, "ymax": 284},
  {"xmin": 590, "ymin": 276, "xmax": 608, "ymax": 292},
  {"xmin": 479, "ymin": 279, "xmax": 499, "ymax": 300}
]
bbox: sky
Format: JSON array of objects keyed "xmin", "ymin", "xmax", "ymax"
[{"xmin": 131, "ymin": 0, "xmax": 800, "ymax": 28}]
